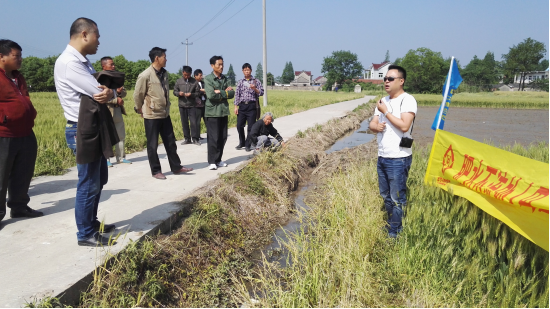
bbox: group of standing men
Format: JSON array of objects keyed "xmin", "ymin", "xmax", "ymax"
[{"xmin": 0, "ymin": 17, "xmax": 286, "ymax": 246}]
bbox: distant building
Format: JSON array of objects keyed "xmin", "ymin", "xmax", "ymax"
[
  {"xmin": 313, "ymin": 76, "xmax": 327, "ymax": 86},
  {"xmin": 513, "ymin": 69, "xmax": 549, "ymax": 84},
  {"xmin": 291, "ymin": 70, "xmax": 313, "ymax": 86},
  {"xmin": 364, "ymin": 61, "xmax": 392, "ymax": 80}
]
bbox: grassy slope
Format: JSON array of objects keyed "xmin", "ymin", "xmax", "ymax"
[
  {"xmin": 240, "ymin": 142, "xmax": 549, "ymax": 307},
  {"xmin": 30, "ymin": 90, "xmax": 363, "ymax": 176}
]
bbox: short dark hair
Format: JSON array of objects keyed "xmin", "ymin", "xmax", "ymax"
[
  {"xmin": 70, "ymin": 17, "xmax": 97, "ymax": 38},
  {"xmin": 182, "ymin": 66, "xmax": 192, "ymax": 74},
  {"xmin": 193, "ymin": 69, "xmax": 203, "ymax": 76},
  {"xmin": 388, "ymin": 65, "xmax": 406, "ymax": 81},
  {"xmin": 100, "ymin": 56, "xmax": 113, "ymax": 66},
  {"xmin": 209, "ymin": 55, "xmax": 223, "ymax": 65},
  {"xmin": 149, "ymin": 47, "xmax": 167, "ymax": 63},
  {"xmin": 242, "ymin": 63, "xmax": 252, "ymax": 70},
  {"xmin": 0, "ymin": 39, "xmax": 22, "ymax": 55}
]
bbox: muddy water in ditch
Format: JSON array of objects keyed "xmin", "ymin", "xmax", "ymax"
[{"xmin": 253, "ymin": 121, "xmax": 375, "ymax": 268}]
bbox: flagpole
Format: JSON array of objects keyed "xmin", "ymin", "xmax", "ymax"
[{"xmin": 436, "ymin": 56, "xmax": 455, "ymax": 130}]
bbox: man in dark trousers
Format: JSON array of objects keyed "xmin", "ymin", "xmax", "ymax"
[
  {"xmin": 194, "ymin": 69, "xmax": 207, "ymax": 139},
  {"xmin": 234, "ymin": 63, "xmax": 264, "ymax": 152},
  {"xmin": 204, "ymin": 55, "xmax": 235, "ymax": 170},
  {"xmin": 0, "ymin": 39, "xmax": 43, "ymax": 224},
  {"xmin": 174, "ymin": 66, "xmax": 201, "ymax": 145},
  {"xmin": 134, "ymin": 47, "xmax": 193, "ymax": 180}
]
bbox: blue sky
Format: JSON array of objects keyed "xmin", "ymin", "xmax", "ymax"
[{"xmin": 1, "ymin": 0, "xmax": 548, "ymax": 79}]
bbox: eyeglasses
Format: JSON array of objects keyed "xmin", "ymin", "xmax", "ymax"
[{"xmin": 383, "ymin": 76, "xmax": 402, "ymax": 82}]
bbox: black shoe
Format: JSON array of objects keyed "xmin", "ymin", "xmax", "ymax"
[
  {"xmin": 181, "ymin": 140, "xmax": 192, "ymax": 145},
  {"xmin": 78, "ymin": 232, "xmax": 114, "ymax": 247},
  {"xmin": 193, "ymin": 140, "xmax": 201, "ymax": 146},
  {"xmin": 235, "ymin": 144, "xmax": 244, "ymax": 150},
  {"xmin": 94, "ymin": 223, "xmax": 116, "ymax": 233},
  {"xmin": 10, "ymin": 206, "xmax": 44, "ymax": 218},
  {"xmin": 245, "ymin": 147, "xmax": 252, "ymax": 152}
]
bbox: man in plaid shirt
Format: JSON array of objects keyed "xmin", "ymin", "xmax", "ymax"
[{"xmin": 234, "ymin": 63, "xmax": 264, "ymax": 152}]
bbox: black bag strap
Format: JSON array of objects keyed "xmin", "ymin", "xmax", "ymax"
[{"xmin": 399, "ymin": 96, "xmax": 415, "ymax": 135}]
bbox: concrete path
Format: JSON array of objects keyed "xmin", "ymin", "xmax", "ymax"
[{"xmin": 0, "ymin": 96, "xmax": 374, "ymax": 307}]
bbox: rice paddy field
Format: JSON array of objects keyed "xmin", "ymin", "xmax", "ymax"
[
  {"xmin": 30, "ymin": 90, "xmax": 364, "ymax": 176},
  {"xmin": 414, "ymin": 91, "xmax": 549, "ymax": 109}
]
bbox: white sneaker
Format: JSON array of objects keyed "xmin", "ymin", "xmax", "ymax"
[
  {"xmin": 216, "ymin": 161, "xmax": 228, "ymax": 167},
  {"xmin": 209, "ymin": 164, "xmax": 218, "ymax": 170}
]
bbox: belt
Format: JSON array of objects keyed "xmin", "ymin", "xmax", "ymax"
[{"xmin": 241, "ymin": 101, "xmax": 256, "ymax": 105}]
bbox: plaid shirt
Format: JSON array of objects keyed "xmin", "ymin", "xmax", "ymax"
[{"xmin": 234, "ymin": 76, "xmax": 264, "ymax": 105}]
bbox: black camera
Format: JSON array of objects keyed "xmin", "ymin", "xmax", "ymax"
[{"xmin": 399, "ymin": 136, "xmax": 414, "ymax": 148}]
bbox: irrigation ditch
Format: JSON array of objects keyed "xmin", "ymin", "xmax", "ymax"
[{"xmin": 37, "ymin": 100, "xmax": 378, "ymax": 308}]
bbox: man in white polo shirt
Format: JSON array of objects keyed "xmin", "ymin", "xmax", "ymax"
[
  {"xmin": 54, "ymin": 17, "xmax": 116, "ymax": 247},
  {"xmin": 369, "ymin": 65, "xmax": 417, "ymax": 238}
]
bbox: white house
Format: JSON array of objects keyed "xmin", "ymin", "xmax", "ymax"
[
  {"xmin": 291, "ymin": 70, "xmax": 313, "ymax": 86},
  {"xmin": 313, "ymin": 76, "xmax": 327, "ymax": 86},
  {"xmin": 364, "ymin": 61, "xmax": 392, "ymax": 80},
  {"xmin": 513, "ymin": 69, "xmax": 549, "ymax": 84}
]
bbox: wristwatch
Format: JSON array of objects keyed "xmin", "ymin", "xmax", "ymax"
[{"xmin": 384, "ymin": 111, "xmax": 389, "ymax": 117}]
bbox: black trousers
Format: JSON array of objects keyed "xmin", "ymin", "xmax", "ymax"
[
  {"xmin": 0, "ymin": 132, "xmax": 37, "ymax": 220},
  {"xmin": 179, "ymin": 106, "xmax": 201, "ymax": 142},
  {"xmin": 206, "ymin": 116, "xmax": 228, "ymax": 164},
  {"xmin": 200, "ymin": 106, "xmax": 206, "ymax": 134},
  {"xmin": 236, "ymin": 103, "xmax": 257, "ymax": 148},
  {"xmin": 144, "ymin": 117, "xmax": 182, "ymax": 175}
]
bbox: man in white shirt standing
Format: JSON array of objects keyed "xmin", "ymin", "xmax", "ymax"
[
  {"xmin": 54, "ymin": 17, "xmax": 116, "ymax": 246},
  {"xmin": 369, "ymin": 65, "xmax": 417, "ymax": 238}
]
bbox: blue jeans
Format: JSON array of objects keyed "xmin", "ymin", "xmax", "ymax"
[
  {"xmin": 75, "ymin": 157, "xmax": 108, "ymax": 240},
  {"xmin": 377, "ymin": 155, "xmax": 412, "ymax": 236},
  {"xmin": 65, "ymin": 121, "xmax": 77, "ymax": 156}
]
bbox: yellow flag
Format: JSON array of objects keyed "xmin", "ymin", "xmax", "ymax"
[{"xmin": 425, "ymin": 130, "xmax": 549, "ymax": 251}]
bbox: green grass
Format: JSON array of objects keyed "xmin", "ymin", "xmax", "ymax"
[
  {"xmin": 414, "ymin": 91, "xmax": 549, "ymax": 109},
  {"xmin": 239, "ymin": 142, "xmax": 549, "ymax": 307},
  {"xmin": 30, "ymin": 90, "xmax": 364, "ymax": 176}
]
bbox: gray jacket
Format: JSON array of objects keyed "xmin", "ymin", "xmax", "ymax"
[{"xmin": 173, "ymin": 77, "xmax": 200, "ymax": 108}]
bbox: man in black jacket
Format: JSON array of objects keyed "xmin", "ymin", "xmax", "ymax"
[
  {"xmin": 248, "ymin": 112, "xmax": 285, "ymax": 154},
  {"xmin": 174, "ymin": 66, "xmax": 200, "ymax": 145}
]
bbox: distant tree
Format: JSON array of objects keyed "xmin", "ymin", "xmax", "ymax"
[
  {"xmin": 531, "ymin": 78, "xmax": 549, "ymax": 92},
  {"xmin": 255, "ymin": 62, "xmax": 263, "ymax": 79},
  {"xmin": 462, "ymin": 51, "xmax": 500, "ymax": 89},
  {"xmin": 502, "ymin": 38, "xmax": 547, "ymax": 90},
  {"xmin": 275, "ymin": 75, "xmax": 281, "ymax": 83},
  {"xmin": 384, "ymin": 50, "xmax": 390, "ymax": 62},
  {"xmin": 266, "ymin": 72, "xmax": 274, "ymax": 85},
  {"xmin": 537, "ymin": 59, "xmax": 549, "ymax": 71},
  {"xmin": 281, "ymin": 61, "xmax": 295, "ymax": 84},
  {"xmin": 226, "ymin": 64, "xmax": 236, "ymax": 86},
  {"xmin": 321, "ymin": 50, "xmax": 363, "ymax": 86},
  {"xmin": 20, "ymin": 55, "xmax": 58, "ymax": 92},
  {"xmin": 398, "ymin": 47, "xmax": 448, "ymax": 93}
]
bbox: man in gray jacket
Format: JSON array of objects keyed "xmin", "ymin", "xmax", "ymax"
[
  {"xmin": 173, "ymin": 66, "xmax": 200, "ymax": 145},
  {"xmin": 134, "ymin": 47, "xmax": 193, "ymax": 180}
]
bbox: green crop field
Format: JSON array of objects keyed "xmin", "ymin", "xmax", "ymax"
[
  {"xmin": 30, "ymin": 90, "xmax": 364, "ymax": 176},
  {"xmin": 414, "ymin": 91, "xmax": 549, "ymax": 109}
]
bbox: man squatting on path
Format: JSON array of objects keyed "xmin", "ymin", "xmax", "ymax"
[
  {"xmin": 204, "ymin": 55, "xmax": 235, "ymax": 171},
  {"xmin": 248, "ymin": 112, "xmax": 285, "ymax": 154},
  {"xmin": 100, "ymin": 56, "xmax": 132, "ymax": 167},
  {"xmin": 234, "ymin": 63, "xmax": 264, "ymax": 152},
  {"xmin": 134, "ymin": 47, "xmax": 193, "ymax": 180},
  {"xmin": 174, "ymin": 66, "xmax": 201, "ymax": 145},
  {"xmin": 54, "ymin": 18, "xmax": 118, "ymax": 246},
  {"xmin": 369, "ymin": 64, "xmax": 417, "ymax": 238},
  {"xmin": 0, "ymin": 39, "xmax": 43, "ymax": 223}
]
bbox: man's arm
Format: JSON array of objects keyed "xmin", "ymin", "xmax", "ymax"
[
  {"xmin": 133, "ymin": 74, "xmax": 147, "ymax": 112},
  {"xmin": 173, "ymin": 80, "xmax": 181, "ymax": 97},
  {"xmin": 254, "ymin": 79, "xmax": 264, "ymax": 96},
  {"xmin": 375, "ymin": 99, "xmax": 414, "ymax": 132},
  {"xmin": 65, "ymin": 60, "xmax": 112, "ymax": 103},
  {"xmin": 204, "ymin": 77, "xmax": 224, "ymax": 101}
]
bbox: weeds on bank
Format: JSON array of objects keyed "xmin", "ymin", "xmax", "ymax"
[{"xmin": 237, "ymin": 142, "xmax": 549, "ymax": 307}]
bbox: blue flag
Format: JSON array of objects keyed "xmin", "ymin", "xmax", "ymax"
[{"xmin": 431, "ymin": 58, "xmax": 463, "ymax": 130}]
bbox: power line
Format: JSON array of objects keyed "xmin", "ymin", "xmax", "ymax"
[
  {"xmin": 194, "ymin": 0, "xmax": 255, "ymax": 43},
  {"xmin": 187, "ymin": 0, "xmax": 236, "ymax": 40}
]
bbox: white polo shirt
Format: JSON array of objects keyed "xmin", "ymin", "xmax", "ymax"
[
  {"xmin": 373, "ymin": 92, "xmax": 417, "ymax": 158},
  {"xmin": 54, "ymin": 45, "xmax": 102, "ymax": 122}
]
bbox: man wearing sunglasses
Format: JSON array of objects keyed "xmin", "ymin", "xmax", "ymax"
[{"xmin": 368, "ymin": 65, "xmax": 417, "ymax": 239}]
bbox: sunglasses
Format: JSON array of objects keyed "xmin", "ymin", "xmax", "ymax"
[{"xmin": 383, "ymin": 76, "xmax": 402, "ymax": 82}]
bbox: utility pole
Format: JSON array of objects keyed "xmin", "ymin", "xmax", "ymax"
[
  {"xmin": 181, "ymin": 39, "xmax": 193, "ymax": 66},
  {"xmin": 262, "ymin": 0, "xmax": 268, "ymax": 107}
]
